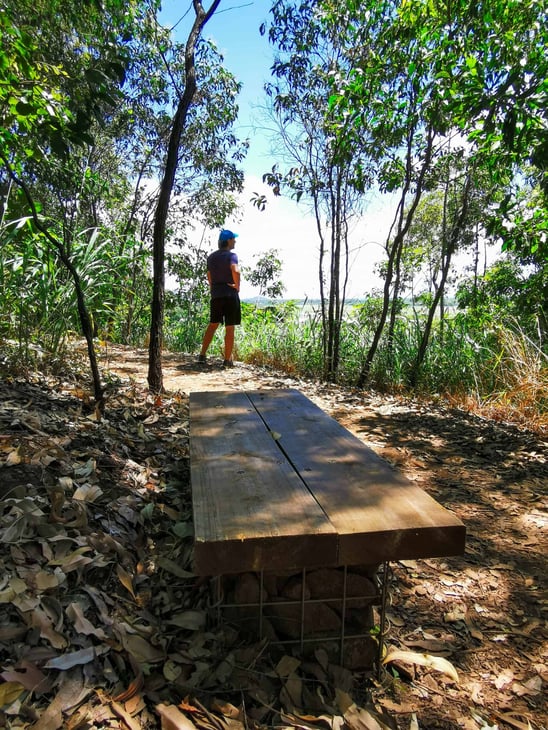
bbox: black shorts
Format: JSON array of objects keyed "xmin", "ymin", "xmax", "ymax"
[{"xmin": 210, "ymin": 296, "xmax": 241, "ymax": 326}]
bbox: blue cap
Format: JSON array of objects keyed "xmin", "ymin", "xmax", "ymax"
[{"xmin": 219, "ymin": 229, "xmax": 238, "ymax": 242}]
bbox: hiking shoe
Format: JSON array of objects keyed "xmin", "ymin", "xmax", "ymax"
[
  {"xmin": 222, "ymin": 359, "xmax": 234, "ymax": 368},
  {"xmin": 197, "ymin": 354, "xmax": 207, "ymax": 364}
]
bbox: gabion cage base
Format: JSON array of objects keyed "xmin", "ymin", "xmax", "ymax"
[{"xmin": 209, "ymin": 563, "xmax": 390, "ymax": 672}]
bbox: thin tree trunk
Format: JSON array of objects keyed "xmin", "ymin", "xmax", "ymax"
[
  {"xmin": 357, "ymin": 125, "xmax": 434, "ymax": 388},
  {"xmin": 312, "ymin": 189, "xmax": 328, "ymax": 365},
  {"xmin": 326, "ymin": 179, "xmax": 337, "ymax": 379},
  {"xmin": 2, "ymin": 156, "xmax": 104, "ymax": 408},
  {"xmin": 147, "ymin": 0, "xmax": 221, "ymax": 393},
  {"xmin": 337, "ymin": 185, "xmax": 351, "ymax": 376},
  {"xmin": 409, "ymin": 172, "xmax": 472, "ymax": 386},
  {"xmin": 387, "ymin": 238, "xmax": 404, "ymax": 351}
]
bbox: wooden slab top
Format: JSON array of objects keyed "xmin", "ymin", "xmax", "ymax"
[
  {"xmin": 247, "ymin": 389, "xmax": 466, "ymax": 565},
  {"xmin": 190, "ymin": 390, "xmax": 337, "ymax": 575},
  {"xmin": 190, "ymin": 389, "xmax": 466, "ymax": 575}
]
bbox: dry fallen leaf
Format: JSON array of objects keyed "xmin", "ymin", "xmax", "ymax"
[
  {"xmin": 112, "ymin": 671, "xmax": 145, "ymax": 702},
  {"xmin": 110, "ymin": 699, "xmax": 142, "ymax": 730},
  {"xmin": 48, "ymin": 546, "xmax": 93, "ymax": 572},
  {"xmin": 0, "ymin": 681, "xmax": 25, "ymax": 707},
  {"xmin": 344, "ymin": 702, "xmax": 397, "ymax": 730},
  {"xmin": 1, "ymin": 350, "xmax": 546, "ymax": 730},
  {"xmin": 29, "ymin": 607, "xmax": 68, "ymax": 650},
  {"xmin": 280, "ymin": 672, "xmax": 303, "ymax": 713},
  {"xmin": 383, "ymin": 648, "xmax": 459, "ymax": 683},
  {"xmin": 511, "ymin": 676, "xmax": 542, "ymax": 697},
  {"xmin": 163, "ymin": 660, "xmax": 183, "ymax": 682},
  {"xmin": 66, "ymin": 601, "xmax": 107, "ymax": 640},
  {"xmin": 495, "ymin": 712, "xmax": 534, "ymax": 730},
  {"xmin": 6, "ymin": 446, "xmax": 23, "ymax": 466},
  {"xmin": 44, "ymin": 646, "xmax": 108, "ymax": 670},
  {"xmin": 494, "ymin": 669, "xmax": 514, "ymax": 690},
  {"xmin": 73, "ymin": 483, "xmax": 103, "ymax": 501},
  {"xmin": 280, "ymin": 710, "xmax": 339, "ymax": 730},
  {"xmin": 210, "ymin": 700, "xmax": 241, "ymax": 720},
  {"xmin": 0, "ymin": 576, "xmax": 27, "ymax": 604},
  {"xmin": 1, "ymin": 659, "xmax": 50, "ymax": 694},
  {"xmin": 157, "ymin": 556, "xmax": 194, "ymax": 578},
  {"xmin": 157, "ymin": 702, "xmax": 198, "ymax": 730},
  {"xmin": 167, "ymin": 610, "xmax": 207, "ymax": 631},
  {"xmin": 35, "ymin": 570, "xmax": 62, "ymax": 591},
  {"xmin": 120, "ymin": 634, "xmax": 166, "ymax": 664},
  {"xmin": 116, "ymin": 563, "xmax": 136, "ymax": 599},
  {"xmin": 334, "ymin": 688, "xmax": 354, "ymax": 715},
  {"xmin": 276, "ymin": 655, "xmax": 302, "ymax": 678}
]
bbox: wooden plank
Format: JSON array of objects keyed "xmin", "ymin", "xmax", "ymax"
[
  {"xmin": 190, "ymin": 391, "xmax": 337, "ymax": 575},
  {"xmin": 247, "ymin": 389, "xmax": 466, "ymax": 565}
]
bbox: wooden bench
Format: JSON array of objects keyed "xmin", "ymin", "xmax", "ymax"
[{"xmin": 189, "ymin": 388, "xmax": 465, "ymax": 577}]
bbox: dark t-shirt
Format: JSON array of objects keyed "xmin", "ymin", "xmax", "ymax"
[{"xmin": 207, "ymin": 249, "xmax": 239, "ymax": 299}]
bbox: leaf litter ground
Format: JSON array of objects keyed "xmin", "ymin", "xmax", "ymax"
[{"xmin": 0, "ymin": 344, "xmax": 546, "ymax": 729}]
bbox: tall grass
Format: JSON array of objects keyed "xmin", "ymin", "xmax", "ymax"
[
  {"xmin": 166, "ymin": 302, "xmax": 210, "ymax": 354},
  {"xmin": 229, "ymin": 303, "xmax": 547, "ymax": 432},
  {"xmin": 457, "ymin": 321, "xmax": 548, "ymax": 432},
  {"xmin": 235, "ymin": 302, "xmax": 324, "ymax": 376}
]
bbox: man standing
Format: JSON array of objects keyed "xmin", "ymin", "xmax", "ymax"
[{"xmin": 198, "ymin": 229, "xmax": 241, "ymax": 368}]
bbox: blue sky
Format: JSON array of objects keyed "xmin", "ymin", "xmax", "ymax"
[
  {"xmin": 158, "ymin": 1, "xmax": 393, "ymax": 299},
  {"xmin": 160, "ymin": 1, "xmax": 274, "ymax": 176}
]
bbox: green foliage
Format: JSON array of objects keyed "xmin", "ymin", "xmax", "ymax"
[
  {"xmin": 0, "ymin": 0, "xmax": 245, "ymax": 368},
  {"xmin": 496, "ymin": 174, "xmax": 548, "ymax": 263},
  {"xmin": 351, "ymin": 295, "xmax": 399, "ymax": 331},
  {"xmin": 169, "ymin": 38, "xmax": 247, "ymax": 222},
  {"xmin": 0, "ymin": 8, "xmax": 69, "ymax": 160},
  {"xmin": 322, "ymin": 0, "xmax": 548, "ymax": 259},
  {"xmin": 1, "ymin": 0, "xmax": 545, "ymax": 424},
  {"xmin": 242, "ymin": 250, "xmax": 285, "ymax": 300},
  {"xmin": 0, "ymin": 210, "xmax": 151, "ymax": 354},
  {"xmin": 144, "ymin": 288, "xmax": 546, "ymax": 424},
  {"xmin": 0, "ymin": 0, "xmax": 143, "ymax": 165},
  {"xmin": 456, "ymin": 257, "xmax": 548, "ymax": 345},
  {"xmin": 237, "ymin": 301, "xmax": 323, "ymax": 375},
  {"xmin": 236, "ymin": 299, "xmax": 546, "ymax": 418},
  {"xmin": 166, "ymin": 299, "xmax": 209, "ymax": 354},
  {"xmin": 264, "ymin": 1, "xmax": 371, "ymax": 379},
  {"xmin": 165, "ymin": 241, "xmax": 211, "ymax": 353}
]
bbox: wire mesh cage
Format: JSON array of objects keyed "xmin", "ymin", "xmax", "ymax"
[{"xmin": 208, "ymin": 563, "xmax": 391, "ymax": 671}]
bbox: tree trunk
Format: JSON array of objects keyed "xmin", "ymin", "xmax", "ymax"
[
  {"xmin": 147, "ymin": 0, "xmax": 221, "ymax": 393},
  {"xmin": 357, "ymin": 125, "xmax": 434, "ymax": 388},
  {"xmin": 387, "ymin": 237, "xmax": 404, "ymax": 351},
  {"xmin": 409, "ymin": 172, "xmax": 472, "ymax": 386},
  {"xmin": 2, "ymin": 157, "xmax": 104, "ymax": 409}
]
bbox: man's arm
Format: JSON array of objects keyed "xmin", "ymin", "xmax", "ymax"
[{"xmin": 231, "ymin": 263, "xmax": 240, "ymax": 292}]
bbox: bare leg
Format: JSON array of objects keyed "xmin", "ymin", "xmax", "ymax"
[
  {"xmin": 200, "ymin": 323, "xmax": 219, "ymax": 356},
  {"xmin": 224, "ymin": 325, "xmax": 235, "ymax": 361}
]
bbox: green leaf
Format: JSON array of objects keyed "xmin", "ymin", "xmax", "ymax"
[
  {"xmin": 172, "ymin": 521, "xmax": 194, "ymax": 538},
  {"xmin": 140, "ymin": 503, "xmax": 155, "ymax": 520}
]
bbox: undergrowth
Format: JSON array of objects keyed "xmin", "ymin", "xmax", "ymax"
[{"xmin": 2, "ymin": 304, "xmax": 547, "ymax": 438}]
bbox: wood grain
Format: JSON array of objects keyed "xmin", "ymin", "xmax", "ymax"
[
  {"xmin": 248, "ymin": 389, "xmax": 466, "ymax": 564},
  {"xmin": 190, "ymin": 391, "xmax": 336, "ymax": 575},
  {"xmin": 190, "ymin": 389, "xmax": 465, "ymax": 575}
]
